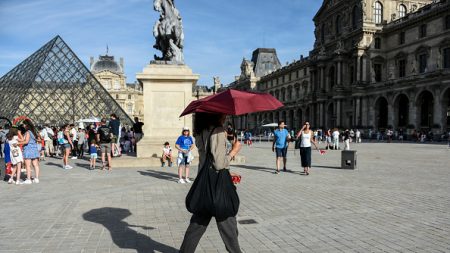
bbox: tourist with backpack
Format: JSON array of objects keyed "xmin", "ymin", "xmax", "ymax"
[{"xmin": 97, "ymin": 118, "xmax": 112, "ymax": 171}]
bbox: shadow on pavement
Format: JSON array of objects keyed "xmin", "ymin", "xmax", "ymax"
[
  {"xmin": 138, "ymin": 170, "xmax": 179, "ymax": 182},
  {"xmin": 46, "ymin": 162, "xmax": 62, "ymax": 169},
  {"xmin": 313, "ymin": 165, "xmax": 344, "ymax": 170},
  {"xmin": 83, "ymin": 207, "xmax": 178, "ymax": 253},
  {"xmin": 233, "ymin": 164, "xmax": 302, "ymax": 175}
]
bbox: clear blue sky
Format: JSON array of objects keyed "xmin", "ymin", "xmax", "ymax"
[{"xmin": 0, "ymin": 0, "xmax": 322, "ymax": 86}]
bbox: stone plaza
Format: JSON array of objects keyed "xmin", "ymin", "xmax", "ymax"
[{"xmin": 0, "ymin": 142, "xmax": 449, "ymax": 253}]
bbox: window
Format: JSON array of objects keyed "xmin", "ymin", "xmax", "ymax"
[
  {"xmin": 304, "ymin": 68, "xmax": 307, "ymax": 76},
  {"xmin": 374, "ymin": 64, "xmax": 382, "ymax": 82},
  {"xmin": 105, "ymin": 80, "xmax": 112, "ymax": 90},
  {"xmin": 419, "ymin": 24, "xmax": 427, "ymax": 38},
  {"xmin": 399, "ymin": 4, "xmax": 407, "ymax": 18},
  {"xmin": 373, "ymin": 1, "xmax": 383, "ymax": 24},
  {"xmin": 419, "ymin": 54, "xmax": 427, "ymax": 73},
  {"xmin": 352, "ymin": 6, "xmax": 358, "ymax": 29},
  {"xmin": 375, "ymin": 38, "xmax": 381, "ymax": 49},
  {"xmin": 114, "ymin": 80, "xmax": 120, "ymax": 90},
  {"xmin": 443, "ymin": 48, "xmax": 450, "ymax": 69},
  {"xmin": 398, "ymin": 59, "xmax": 406, "ymax": 78},
  {"xmin": 115, "ymin": 94, "xmax": 119, "ymax": 99},
  {"xmin": 446, "ymin": 15, "xmax": 450, "ymax": 30},
  {"xmin": 336, "ymin": 15, "xmax": 341, "ymax": 35},
  {"xmin": 127, "ymin": 104, "xmax": 133, "ymax": 114},
  {"xmin": 128, "ymin": 95, "xmax": 132, "ymax": 100},
  {"xmin": 399, "ymin": 32, "xmax": 405, "ymax": 45}
]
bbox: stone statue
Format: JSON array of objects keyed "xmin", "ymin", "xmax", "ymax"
[
  {"xmin": 213, "ymin": 76, "xmax": 221, "ymax": 88},
  {"xmin": 240, "ymin": 59, "xmax": 254, "ymax": 79},
  {"xmin": 153, "ymin": 0, "xmax": 184, "ymax": 64}
]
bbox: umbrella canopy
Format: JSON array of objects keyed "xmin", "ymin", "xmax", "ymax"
[
  {"xmin": 76, "ymin": 117, "xmax": 101, "ymax": 123},
  {"xmin": 180, "ymin": 89, "xmax": 283, "ymax": 117},
  {"xmin": 262, "ymin": 123, "xmax": 287, "ymax": 127}
]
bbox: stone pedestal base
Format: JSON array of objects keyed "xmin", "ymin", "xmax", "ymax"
[{"xmin": 136, "ymin": 64, "xmax": 199, "ymax": 158}]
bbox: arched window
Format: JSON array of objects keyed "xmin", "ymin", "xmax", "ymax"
[
  {"xmin": 399, "ymin": 4, "xmax": 407, "ymax": 18},
  {"xmin": 336, "ymin": 15, "xmax": 341, "ymax": 35},
  {"xmin": 352, "ymin": 6, "xmax": 358, "ymax": 28},
  {"xmin": 373, "ymin": 1, "xmax": 383, "ymax": 24}
]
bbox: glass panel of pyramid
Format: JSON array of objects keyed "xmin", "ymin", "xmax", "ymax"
[{"xmin": 0, "ymin": 35, "xmax": 133, "ymax": 126}]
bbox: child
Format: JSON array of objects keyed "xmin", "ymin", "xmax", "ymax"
[
  {"xmin": 89, "ymin": 140, "xmax": 98, "ymax": 170},
  {"xmin": 161, "ymin": 142, "xmax": 173, "ymax": 167},
  {"xmin": 7, "ymin": 128, "xmax": 24, "ymax": 185}
]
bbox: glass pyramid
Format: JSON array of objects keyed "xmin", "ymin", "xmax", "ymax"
[{"xmin": 0, "ymin": 35, "xmax": 133, "ymax": 126}]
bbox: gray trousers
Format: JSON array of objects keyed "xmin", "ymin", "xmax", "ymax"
[{"xmin": 180, "ymin": 214, "xmax": 242, "ymax": 253}]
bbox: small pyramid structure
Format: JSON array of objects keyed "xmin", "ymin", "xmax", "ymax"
[{"xmin": 0, "ymin": 35, "xmax": 133, "ymax": 126}]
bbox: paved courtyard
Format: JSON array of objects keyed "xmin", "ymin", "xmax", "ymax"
[{"xmin": 0, "ymin": 142, "xmax": 449, "ymax": 253}]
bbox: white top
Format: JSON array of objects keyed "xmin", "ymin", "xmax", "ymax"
[
  {"xmin": 163, "ymin": 146, "xmax": 172, "ymax": 155},
  {"xmin": 71, "ymin": 128, "xmax": 78, "ymax": 141},
  {"xmin": 300, "ymin": 131, "xmax": 312, "ymax": 148},
  {"xmin": 9, "ymin": 136, "xmax": 24, "ymax": 165},
  {"xmin": 332, "ymin": 130, "xmax": 340, "ymax": 139}
]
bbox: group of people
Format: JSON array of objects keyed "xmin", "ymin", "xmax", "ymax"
[{"xmin": 2, "ymin": 115, "xmax": 145, "ymax": 184}]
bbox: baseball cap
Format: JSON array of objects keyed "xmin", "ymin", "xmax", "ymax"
[{"xmin": 182, "ymin": 127, "xmax": 190, "ymax": 131}]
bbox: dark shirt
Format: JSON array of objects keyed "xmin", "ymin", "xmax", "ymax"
[
  {"xmin": 133, "ymin": 122, "xmax": 144, "ymax": 134},
  {"xmin": 109, "ymin": 119, "xmax": 120, "ymax": 136}
]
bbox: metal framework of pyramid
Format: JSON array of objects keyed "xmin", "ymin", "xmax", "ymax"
[{"xmin": 0, "ymin": 35, "xmax": 133, "ymax": 126}]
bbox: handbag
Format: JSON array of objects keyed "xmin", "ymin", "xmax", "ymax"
[
  {"xmin": 295, "ymin": 137, "xmax": 301, "ymax": 149},
  {"xmin": 185, "ymin": 128, "xmax": 240, "ymax": 220}
]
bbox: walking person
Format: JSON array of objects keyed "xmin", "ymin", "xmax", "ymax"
[
  {"xmin": 109, "ymin": 114, "xmax": 121, "ymax": 157},
  {"xmin": 175, "ymin": 127, "xmax": 195, "ymax": 183},
  {"xmin": 19, "ymin": 119, "xmax": 41, "ymax": 184},
  {"xmin": 42, "ymin": 125, "xmax": 55, "ymax": 157},
  {"xmin": 70, "ymin": 124, "xmax": 78, "ymax": 159},
  {"xmin": 296, "ymin": 122, "xmax": 318, "ymax": 175},
  {"xmin": 77, "ymin": 129, "xmax": 86, "ymax": 159},
  {"xmin": 332, "ymin": 128, "xmax": 340, "ymax": 150},
  {"xmin": 97, "ymin": 119, "xmax": 113, "ymax": 171},
  {"xmin": 7, "ymin": 128, "xmax": 24, "ymax": 184},
  {"xmin": 60, "ymin": 124, "xmax": 74, "ymax": 169},
  {"xmin": 325, "ymin": 129, "xmax": 332, "ymax": 149},
  {"xmin": 272, "ymin": 120, "xmax": 290, "ymax": 174},
  {"xmin": 180, "ymin": 112, "xmax": 242, "ymax": 253},
  {"xmin": 355, "ymin": 129, "xmax": 361, "ymax": 143},
  {"xmin": 132, "ymin": 117, "xmax": 144, "ymax": 152},
  {"xmin": 344, "ymin": 129, "xmax": 351, "ymax": 150}
]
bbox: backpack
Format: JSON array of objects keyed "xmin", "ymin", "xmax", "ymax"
[{"xmin": 98, "ymin": 126, "xmax": 112, "ymax": 143}]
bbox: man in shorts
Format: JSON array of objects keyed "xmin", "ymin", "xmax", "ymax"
[
  {"xmin": 272, "ymin": 120, "xmax": 291, "ymax": 174},
  {"xmin": 97, "ymin": 118, "xmax": 112, "ymax": 171}
]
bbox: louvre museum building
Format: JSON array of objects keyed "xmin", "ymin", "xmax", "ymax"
[{"xmin": 229, "ymin": 0, "xmax": 450, "ymax": 137}]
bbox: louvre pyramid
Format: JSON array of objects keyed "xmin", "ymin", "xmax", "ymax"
[{"xmin": 0, "ymin": 35, "xmax": 132, "ymax": 126}]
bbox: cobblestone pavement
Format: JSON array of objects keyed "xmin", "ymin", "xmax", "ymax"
[{"xmin": 0, "ymin": 142, "xmax": 449, "ymax": 253}]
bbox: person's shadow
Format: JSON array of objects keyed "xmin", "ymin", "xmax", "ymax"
[{"xmin": 83, "ymin": 207, "xmax": 178, "ymax": 253}]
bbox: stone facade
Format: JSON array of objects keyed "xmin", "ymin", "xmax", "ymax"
[
  {"xmin": 90, "ymin": 55, "xmax": 144, "ymax": 122},
  {"xmin": 229, "ymin": 0, "xmax": 450, "ymax": 135}
]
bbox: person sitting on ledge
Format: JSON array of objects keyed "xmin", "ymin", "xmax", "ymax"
[{"xmin": 161, "ymin": 142, "xmax": 173, "ymax": 167}]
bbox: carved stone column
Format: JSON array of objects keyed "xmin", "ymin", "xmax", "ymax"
[
  {"xmin": 362, "ymin": 56, "xmax": 367, "ymax": 83},
  {"xmin": 319, "ymin": 103, "xmax": 324, "ymax": 127},
  {"xmin": 388, "ymin": 102, "xmax": 394, "ymax": 128},
  {"xmin": 336, "ymin": 100, "xmax": 341, "ymax": 127},
  {"xmin": 356, "ymin": 56, "xmax": 361, "ymax": 82},
  {"xmin": 337, "ymin": 61, "xmax": 342, "ymax": 86},
  {"xmin": 355, "ymin": 97, "xmax": 361, "ymax": 126}
]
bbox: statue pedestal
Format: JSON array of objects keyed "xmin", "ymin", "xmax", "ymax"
[{"xmin": 136, "ymin": 64, "xmax": 199, "ymax": 158}]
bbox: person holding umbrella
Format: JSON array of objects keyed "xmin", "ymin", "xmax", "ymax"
[
  {"xmin": 179, "ymin": 89, "xmax": 284, "ymax": 253},
  {"xmin": 296, "ymin": 121, "xmax": 319, "ymax": 175},
  {"xmin": 180, "ymin": 112, "xmax": 242, "ymax": 253}
]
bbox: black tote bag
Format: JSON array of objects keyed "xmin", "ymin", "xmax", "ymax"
[{"xmin": 185, "ymin": 128, "xmax": 240, "ymax": 220}]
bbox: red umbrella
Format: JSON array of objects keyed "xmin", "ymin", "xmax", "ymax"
[{"xmin": 180, "ymin": 89, "xmax": 283, "ymax": 117}]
